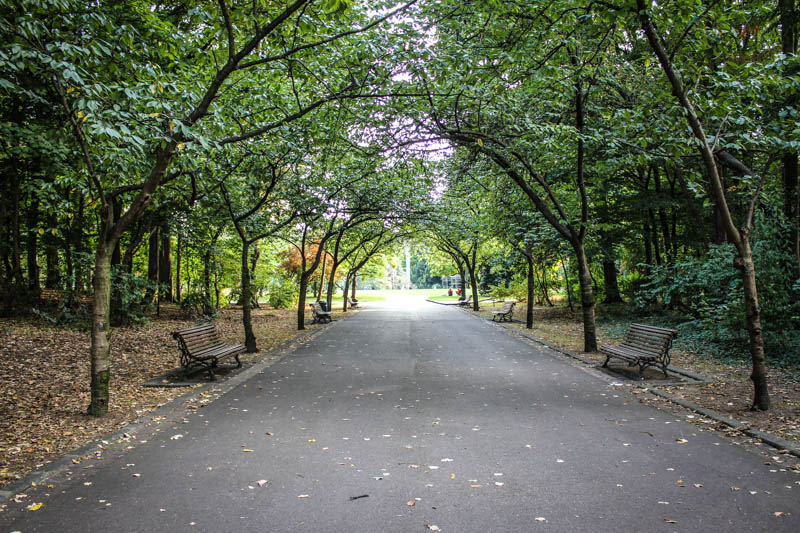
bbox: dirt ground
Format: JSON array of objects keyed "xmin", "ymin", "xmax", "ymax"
[
  {"xmin": 472, "ymin": 303, "xmax": 800, "ymax": 447},
  {"xmin": 0, "ymin": 304, "xmax": 333, "ymax": 489}
]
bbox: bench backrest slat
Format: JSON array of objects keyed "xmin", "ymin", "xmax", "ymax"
[
  {"xmin": 621, "ymin": 324, "xmax": 678, "ymax": 355},
  {"xmin": 173, "ymin": 324, "xmax": 225, "ymax": 355}
]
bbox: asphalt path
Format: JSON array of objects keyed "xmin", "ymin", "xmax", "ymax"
[{"xmin": 2, "ymin": 294, "xmax": 799, "ymax": 532}]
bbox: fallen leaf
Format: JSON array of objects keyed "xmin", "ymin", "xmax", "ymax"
[
  {"xmin": 665, "ymin": 519, "xmax": 676, "ymax": 524},
  {"xmin": 407, "ymin": 501, "xmax": 416, "ymax": 507},
  {"xmin": 26, "ymin": 503, "xmax": 43, "ymax": 511},
  {"xmin": 535, "ymin": 517, "xmax": 546, "ymax": 522},
  {"xmin": 257, "ymin": 480, "xmax": 268, "ymax": 487},
  {"xmin": 242, "ymin": 449, "xmax": 254, "ymax": 453},
  {"xmin": 774, "ymin": 512, "xmax": 785, "ymax": 517},
  {"xmin": 426, "ymin": 526, "xmax": 440, "ymax": 531},
  {"xmin": 298, "ymin": 494, "xmax": 309, "ymax": 498},
  {"xmin": 676, "ymin": 439, "xmax": 688, "ymax": 444},
  {"xmin": 170, "ymin": 434, "xmax": 183, "ymax": 440},
  {"xmin": 450, "ymin": 473, "xmax": 456, "ymax": 479}
]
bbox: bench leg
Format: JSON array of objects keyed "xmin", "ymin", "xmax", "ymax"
[
  {"xmin": 234, "ymin": 353, "xmax": 242, "ymax": 368},
  {"xmin": 602, "ymin": 354, "xmax": 611, "ymax": 368}
]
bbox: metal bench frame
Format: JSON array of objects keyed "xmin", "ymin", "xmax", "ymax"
[
  {"xmin": 491, "ymin": 301, "xmax": 516, "ymax": 322},
  {"xmin": 310, "ymin": 302, "xmax": 332, "ymax": 323},
  {"xmin": 600, "ymin": 323, "xmax": 679, "ymax": 378},
  {"xmin": 172, "ymin": 323, "xmax": 245, "ymax": 381}
]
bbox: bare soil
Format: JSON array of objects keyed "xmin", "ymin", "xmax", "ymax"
[{"xmin": 0, "ymin": 304, "xmax": 334, "ymax": 488}]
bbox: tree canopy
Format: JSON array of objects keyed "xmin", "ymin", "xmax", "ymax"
[{"xmin": 2, "ymin": 0, "xmax": 798, "ymax": 413}]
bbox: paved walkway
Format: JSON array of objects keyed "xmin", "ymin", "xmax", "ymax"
[{"xmin": 2, "ymin": 295, "xmax": 798, "ymax": 531}]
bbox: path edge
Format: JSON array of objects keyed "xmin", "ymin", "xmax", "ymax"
[
  {"xmin": 456, "ymin": 305, "xmax": 800, "ymax": 459},
  {"xmin": 0, "ymin": 312, "xmax": 354, "ymax": 502}
]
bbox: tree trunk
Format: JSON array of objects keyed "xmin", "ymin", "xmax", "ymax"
[
  {"xmin": 574, "ymin": 242, "xmax": 598, "ymax": 352},
  {"xmin": 648, "ymin": 209, "xmax": 661, "ymax": 266},
  {"xmin": 539, "ymin": 263, "xmax": 553, "ymax": 306},
  {"xmin": 526, "ymin": 253, "xmax": 534, "ymax": 329},
  {"xmin": 297, "ymin": 273, "xmax": 309, "ymax": 330},
  {"xmin": 175, "ymin": 232, "xmax": 182, "ymax": 303},
  {"xmin": 26, "ymin": 196, "xmax": 40, "ymax": 296},
  {"xmin": 643, "ymin": 220, "xmax": 653, "ymax": 276},
  {"xmin": 146, "ymin": 226, "xmax": 159, "ymax": 303},
  {"xmin": 467, "ymin": 263, "xmax": 480, "ymax": 311},
  {"xmin": 458, "ymin": 263, "xmax": 466, "ymax": 298},
  {"xmin": 249, "ymin": 245, "xmax": 260, "ymax": 308},
  {"xmin": 736, "ymin": 242, "xmax": 770, "ymax": 410},
  {"xmin": 159, "ymin": 228, "xmax": 172, "ymax": 302},
  {"xmin": 654, "ymin": 167, "xmax": 673, "ymax": 264},
  {"xmin": 71, "ymin": 194, "xmax": 86, "ymax": 293},
  {"xmin": 110, "ymin": 200, "xmax": 123, "ymax": 327},
  {"xmin": 560, "ymin": 254, "xmax": 574, "ymax": 312},
  {"xmin": 10, "ymin": 171, "xmax": 23, "ymax": 288},
  {"xmin": 342, "ymin": 272, "xmax": 351, "ymax": 312},
  {"xmin": 240, "ymin": 241, "xmax": 257, "ymax": 352},
  {"xmin": 203, "ymin": 249, "xmax": 213, "ymax": 313},
  {"xmin": 0, "ymin": 171, "xmax": 17, "ymax": 316},
  {"xmin": 602, "ymin": 257, "xmax": 623, "ymax": 303},
  {"xmin": 317, "ymin": 253, "xmax": 327, "ymax": 301},
  {"xmin": 44, "ymin": 212, "xmax": 61, "ymax": 289},
  {"xmin": 89, "ymin": 238, "xmax": 113, "ymax": 416},
  {"xmin": 214, "ymin": 270, "xmax": 220, "ymax": 309},
  {"xmin": 326, "ymin": 262, "xmax": 338, "ymax": 311},
  {"xmin": 351, "ymin": 272, "xmax": 357, "ymax": 300}
]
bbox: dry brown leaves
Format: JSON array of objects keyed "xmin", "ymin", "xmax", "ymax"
[
  {"xmin": 474, "ymin": 304, "xmax": 800, "ymax": 446},
  {"xmin": 0, "ymin": 304, "xmax": 325, "ymax": 488}
]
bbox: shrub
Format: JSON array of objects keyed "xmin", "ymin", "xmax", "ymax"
[{"xmin": 268, "ymin": 280, "xmax": 297, "ymax": 309}]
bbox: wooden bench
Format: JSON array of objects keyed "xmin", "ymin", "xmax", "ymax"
[
  {"xmin": 491, "ymin": 301, "xmax": 515, "ymax": 322},
  {"xmin": 458, "ymin": 296, "xmax": 472, "ymax": 307},
  {"xmin": 172, "ymin": 323, "xmax": 245, "ymax": 381},
  {"xmin": 310, "ymin": 302, "xmax": 332, "ymax": 324},
  {"xmin": 600, "ymin": 323, "xmax": 679, "ymax": 378},
  {"xmin": 348, "ymin": 298, "xmax": 359, "ymax": 309}
]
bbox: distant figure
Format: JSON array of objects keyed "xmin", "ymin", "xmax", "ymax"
[
  {"xmin": 456, "ymin": 289, "xmax": 462, "ymax": 296},
  {"xmin": 448, "ymin": 288, "xmax": 453, "ymax": 296}
]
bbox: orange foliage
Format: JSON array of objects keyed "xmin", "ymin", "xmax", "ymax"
[{"xmin": 279, "ymin": 244, "xmax": 338, "ymax": 281}]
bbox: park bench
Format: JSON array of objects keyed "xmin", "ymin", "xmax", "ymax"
[
  {"xmin": 599, "ymin": 323, "xmax": 679, "ymax": 378},
  {"xmin": 348, "ymin": 298, "xmax": 359, "ymax": 309},
  {"xmin": 310, "ymin": 301, "xmax": 332, "ymax": 324},
  {"xmin": 491, "ymin": 301, "xmax": 516, "ymax": 322},
  {"xmin": 458, "ymin": 296, "xmax": 472, "ymax": 307},
  {"xmin": 171, "ymin": 323, "xmax": 245, "ymax": 381}
]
